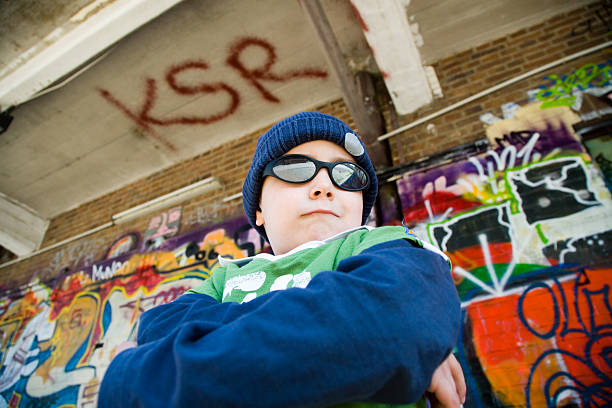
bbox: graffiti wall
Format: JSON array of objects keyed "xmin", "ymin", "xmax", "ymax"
[
  {"xmin": 397, "ymin": 104, "xmax": 612, "ymax": 407},
  {"xmin": 1, "ymin": 108, "xmax": 611, "ymax": 406},
  {"xmin": 0, "ymin": 216, "xmax": 266, "ymax": 407}
]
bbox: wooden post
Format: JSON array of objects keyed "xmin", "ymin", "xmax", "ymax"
[{"xmin": 300, "ymin": 1, "xmax": 380, "ymax": 146}]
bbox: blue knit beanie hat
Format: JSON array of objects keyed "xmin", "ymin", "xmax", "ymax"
[{"xmin": 243, "ymin": 111, "xmax": 378, "ymax": 240}]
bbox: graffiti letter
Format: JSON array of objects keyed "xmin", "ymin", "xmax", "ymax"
[
  {"xmin": 226, "ymin": 37, "xmax": 328, "ymax": 103},
  {"xmin": 160, "ymin": 61, "xmax": 240, "ymax": 124},
  {"xmin": 518, "ymin": 281, "xmax": 560, "ymax": 339}
]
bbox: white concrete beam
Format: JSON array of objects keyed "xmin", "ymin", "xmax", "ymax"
[
  {"xmin": 0, "ymin": 0, "xmax": 187, "ymax": 110},
  {"xmin": 0, "ymin": 192, "xmax": 49, "ymax": 256},
  {"xmin": 350, "ymin": 0, "xmax": 433, "ymax": 114}
]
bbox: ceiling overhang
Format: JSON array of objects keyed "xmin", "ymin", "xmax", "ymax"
[
  {"xmin": 0, "ymin": 193, "xmax": 49, "ymax": 256},
  {"xmin": 0, "ymin": 0, "xmax": 187, "ymax": 112}
]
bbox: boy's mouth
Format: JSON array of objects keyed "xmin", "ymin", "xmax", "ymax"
[{"xmin": 303, "ymin": 209, "xmax": 339, "ymax": 217}]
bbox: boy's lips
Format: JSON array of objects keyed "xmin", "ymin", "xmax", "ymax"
[{"xmin": 303, "ymin": 209, "xmax": 339, "ymax": 217}]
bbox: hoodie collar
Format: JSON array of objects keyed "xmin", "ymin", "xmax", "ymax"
[{"xmin": 218, "ymin": 225, "xmax": 373, "ymax": 267}]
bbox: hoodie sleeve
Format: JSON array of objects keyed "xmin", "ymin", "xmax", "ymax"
[{"xmin": 98, "ymin": 238, "xmax": 461, "ymax": 408}]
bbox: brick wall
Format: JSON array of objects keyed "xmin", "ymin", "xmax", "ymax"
[
  {"xmin": 0, "ymin": 3, "xmax": 611, "ymax": 407},
  {"xmin": 387, "ymin": 2, "xmax": 610, "ymax": 165},
  {"xmin": 41, "ymin": 98, "xmax": 356, "ymax": 249}
]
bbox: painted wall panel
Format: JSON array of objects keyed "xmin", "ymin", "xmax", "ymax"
[
  {"xmin": 397, "ymin": 104, "xmax": 612, "ymax": 407},
  {"xmin": 0, "ymin": 217, "xmax": 261, "ymax": 407}
]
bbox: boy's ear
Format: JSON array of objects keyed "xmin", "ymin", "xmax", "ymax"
[{"xmin": 255, "ymin": 208, "xmax": 265, "ymax": 227}]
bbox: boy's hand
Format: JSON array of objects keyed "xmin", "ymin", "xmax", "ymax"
[{"xmin": 426, "ymin": 354, "xmax": 466, "ymax": 408}]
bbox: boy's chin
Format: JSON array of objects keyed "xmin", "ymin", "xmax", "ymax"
[
  {"xmin": 270, "ymin": 219, "xmax": 362, "ymax": 254},
  {"xmin": 300, "ymin": 222, "xmax": 355, "ymax": 243}
]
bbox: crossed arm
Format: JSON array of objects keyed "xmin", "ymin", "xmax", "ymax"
[{"xmin": 99, "ymin": 239, "xmax": 464, "ymax": 407}]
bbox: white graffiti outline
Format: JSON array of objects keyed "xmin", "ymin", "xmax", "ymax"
[
  {"xmin": 0, "ymin": 304, "xmax": 53, "ymax": 392},
  {"xmin": 429, "ymin": 203, "xmax": 533, "ymax": 302},
  {"xmin": 453, "ymin": 266, "xmax": 497, "ymax": 296},
  {"xmin": 432, "ymin": 203, "xmax": 514, "ymax": 254},
  {"xmin": 469, "ymin": 132, "xmax": 541, "ymax": 193},
  {"xmin": 558, "ymin": 237, "xmax": 580, "ymax": 265},
  {"xmin": 424, "ymin": 199, "xmax": 454, "ymax": 223},
  {"xmin": 434, "ymin": 156, "xmax": 606, "ymax": 307},
  {"xmin": 506, "ymin": 157, "xmax": 601, "ymax": 218},
  {"xmin": 499, "ymin": 228, "xmax": 534, "ymax": 290},
  {"xmin": 478, "ymin": 234, "xmax": 502, "ymax": 293}
]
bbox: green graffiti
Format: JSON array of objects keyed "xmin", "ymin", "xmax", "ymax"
[
  {"xmin": 535, "ymin": 224, "xmax": 549, "ymax": 244},
  {"xmin": 536, "ymin": 63, "xmax": 611, "ymax": 109}
]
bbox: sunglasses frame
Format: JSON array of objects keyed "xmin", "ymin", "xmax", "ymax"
[{"xmin": 262, "ymin": 154, "xmax": 370, "ymax": 191}]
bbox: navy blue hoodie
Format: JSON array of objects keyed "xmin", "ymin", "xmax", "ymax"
[{"xmin": 98, "ymin": 229, "xmax": 460, "ymax": 407}]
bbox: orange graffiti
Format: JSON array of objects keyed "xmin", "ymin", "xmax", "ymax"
[
  {"xmin": 468, "ymin": 294, "xmax": 567, "ymax": 407},
  {"xmin": 36, "ymin": 295, "xmax": 98, "ymax": 384}
]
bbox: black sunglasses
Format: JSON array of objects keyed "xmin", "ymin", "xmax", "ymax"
[{"xmin": 263, "ymin": 154, "xmax": 370, "ymax": 191}]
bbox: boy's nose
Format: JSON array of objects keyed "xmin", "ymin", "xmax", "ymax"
[{"xmin": 309, "ymin": 169, "xmax": 334, "ymax": 200}]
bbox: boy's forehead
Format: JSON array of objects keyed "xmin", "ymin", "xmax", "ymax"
[{"xmin": 283, "ymin": 140, "xmax": 354, "ymax": 161}]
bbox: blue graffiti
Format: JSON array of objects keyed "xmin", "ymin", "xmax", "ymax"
[{"xmin": 521, "ymin": 268, "xmax": 612, "ymax": 407}]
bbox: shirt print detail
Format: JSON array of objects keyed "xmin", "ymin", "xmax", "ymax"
[
  {"xmin": 269, "ymin": 272, "xmax": 312, "ymax": 292},
  {"xmin": 292, "ymin": 272, "xmax": 311, "ymax": 288},
  {"xmin": 223, "ymin": 271, "xmax": 266, "ymax": 301},
  {"xmin": 270, "ymin": 275, "xmax": 294, "ymax": 292}
]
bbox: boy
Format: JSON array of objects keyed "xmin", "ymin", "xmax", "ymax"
[{"xmin": 99, "ymin": 112, "xmax": 464, "ymax": 407}]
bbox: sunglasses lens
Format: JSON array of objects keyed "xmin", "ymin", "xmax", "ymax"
[
  {"xmin": 332, "ymin": 163, "xmax": 368, "ymax": 190},
  {"xmin": 272, "ymin": 157, "xmax": 316, "ymax": 182}
]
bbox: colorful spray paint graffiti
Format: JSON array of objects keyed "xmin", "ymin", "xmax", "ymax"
[
  {"xmin": 0, "ymin": 217, "xmax": 264, "ymax": 407},
  {"xmin": 397, "ymin": 105, "xmax": 612, "ymax": 407},
  {"xmin": 535, "ymin": 62, "xmax": 611, "ymax": 109},
  {"xmin": 1, "ymin": 103, "xmax": 610, "ymax": 406}
]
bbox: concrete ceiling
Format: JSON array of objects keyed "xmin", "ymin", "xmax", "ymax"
[
  {"xmin": 410, "ymin": 0, "xmax": 595, "ymax": 64},
  {"xmin": 0, "ymin": 0, "xmax": 597, "ymax": 255}
]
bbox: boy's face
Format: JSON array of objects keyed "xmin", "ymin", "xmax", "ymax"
[{"xmin": 256, "ymin": 140, "xmax": 364, "ymax": 255}]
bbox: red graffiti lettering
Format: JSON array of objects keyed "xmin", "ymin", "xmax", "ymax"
[
  {"xmin": 226, "ymin": 37, "xmax": 328, "ymax": 103},
  {"xmin": 119, "ymin": 299, "xmax": 144, "ymax": 316},
  {"xmin": 99, "ymin": 36, "xmax": 328, "ymax": 135},
  {"xmin": 350, "ymin": 2, "xmax": 369, "ymax": 33},
  {"xmin": 98, "ymin": 87, "xmax": 178, "ymax": 152},
  {"xmin": 98, "ymin": 60, "xmax": 239, "ymax": 148},
  {"xmin": 151, "ymin": 286, "xmax": 186, "ymax": 306},
  {"xmin": 155, "ymin": 61, "xmax": 240, "ymax": 125}
]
